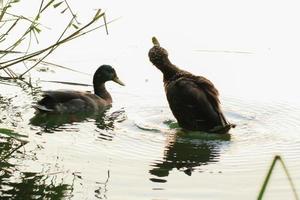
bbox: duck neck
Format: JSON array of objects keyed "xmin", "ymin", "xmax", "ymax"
[
  {"xmin": 156, "ymin": 59, "xmax": 180, "ymax": 82},
  {"xmin": 94, "ymin": 83, "xmax": 112, "ymax": 103}
]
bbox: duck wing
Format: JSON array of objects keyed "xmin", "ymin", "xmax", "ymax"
[
  {"xmin": 35, "ymin": 90, "xmax": 100, "ymax": 113},
  {"xmin": 192, "ymin": 75, "xmax": 228, "ymax": 124},
  {"xmin": 166, "ymin": 75, "xmax": 229, "ymax": 132}
]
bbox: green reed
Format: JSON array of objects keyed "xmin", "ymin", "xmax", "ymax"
[
  {"xmin": 258, "ymin": 155, "xmax": 299, "ymax": 200},
  {"xmin": 0, "ymin": 0, "xmax": 110, "ymax": 82}
]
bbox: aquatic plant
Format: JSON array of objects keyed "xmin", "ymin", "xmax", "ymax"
[
  {"xmin": 258, "ymin": 155, "xmax": 299, "ymax": 200},
  {"xmin": 0, "ymin": 0, "xmax": 111, "ymax": 83}
]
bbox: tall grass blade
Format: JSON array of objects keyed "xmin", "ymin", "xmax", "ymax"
[
  {"xmin": 64, "ymin": 0, "xmax": 79, "ymax": 24},
  {"xmin": 53, "ymin": 1, "xmax": 63, "ymax": 8},
  {"xmin": 0, "ymin": 50, "xmax": 23, "ymax": 54},
  {"xmin": 41, "ymin": 80, "xmax": 92, "ymax": 86},
  {"xmin": 93, "ymin": 9, "xmax": 103, "ymax": 20},
  {"xmin": 61, "ymin": 8, "xmax": 67, "ymax": 14},
  {"xmin": 0, "ymin": 10, "xmax": 107, "ymax": 70},
  {"xmin": 0, "ymin": 5, "xmax": 10, "ymax": 22},
  {"xmin": 41, "ymin": 0, "xmax": 55, "ymax": 13},
  {"xmin": 258, "ymin": 155, "xmax": 299, "ymax": 200},
  {"xmin": 103, "ymin": 13, "xmax": 108, "ymax": 35},
  {"xmin": 28, "ymin": 59, "xmax": 91, "ymax": 75},
  {"xmin": 0, "ymin": 18, "xmax": 19, "ymax": 41}
]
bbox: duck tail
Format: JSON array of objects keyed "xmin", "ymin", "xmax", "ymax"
[
  {"xmin": 33, "ymin": 104, "xmax": 54, "ymax": 112},
  {"xmin": 219, "ymin": 112, "xmax": 236, "ymax": 128}
]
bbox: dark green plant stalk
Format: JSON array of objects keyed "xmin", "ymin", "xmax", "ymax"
[
  {"xmin": 0, "ymin": 0, "xmax": 45, "ymax": 59},
  {"xmin": 2, "ymin": 68, "xmax": 13, "ymax": 78},
  {"xmin": 27, "ymin": 15, "xmax": 116, "ymax": 65},
  {"xmin": 69, "ymin": 17, "xmax": 119, "ymax": 41},
  {"xmin": 2, "ymin": 12, "xmax": 48, "ymax": 28},
  {"xmin": 0, "ymin": 9, "xmax": 105, "ymax": 70},
  {"xmin": 0, "ymin": 1, "xmax": 11, "ymax": 22},
  {"xmin": 0, "ymin": 13, "xmax": 104, "ymax": 77},
  {"xmin": 19, "ymin": 15, "xmax": 77, "ymax": 77},
  {"xmin": 28, "ymin": 59, "xmax": 91, "ymax": 75},
  {"xmin": 41, "ymin": 0, "xmax": 55, "ymax": 13},
  {"xmin": 257, "ymin": 155, "xmax": 299, "ymax": 200},
  {"xmin": 0, "ymin": 17, "xmax": 19, "ymax": 41},
  {"xmin": 0, "ymin": 50, "xmax": 23, "ymax": 53},
  {"xmin": 63, "ymin": 0, "xmax": 80, "ymax": 24},
  {"xmin": 0, "ymin": 0, "xmax": 113, "ymax": 88},
  {"xmin": 0, "ymin": 0, "xmax": 75, "ymax": 61},
  {"xmin": 3, "ymin": 68, "xmax": 17, "ymax": 78},
  {"xmin": 41, "ymin": 80, "xmax": 92, "ymax": 87}
]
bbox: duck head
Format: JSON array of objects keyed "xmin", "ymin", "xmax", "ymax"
[
  {"xmin": 148, "ymin": 37, "xmax": 171, "ymax": 69},
  {"xmin": 93, "ymin": 65, "xmax": 125, "ymax": 87}
]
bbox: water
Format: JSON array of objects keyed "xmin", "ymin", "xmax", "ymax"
[{"xmin": 1, "ymin": 0, "xmax": 300, "ymax": 199}]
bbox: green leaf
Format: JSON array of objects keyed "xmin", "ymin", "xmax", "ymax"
[
  {"xmin": 41, "ymin": 0, "xmax": 55, "ymax": 12},
  {"xmin": 53, "ymin": 1, "xmax": 63, "ymax": 8},
  {"xmin": 93, "ymin": 9, "xmax": 104, "ymax": 21},
  {"xmin": 72, "ymin": 24, "xmax": 79, "ymax": 29},
  {"xmin": 0, "ymin": 128, "xmax": 27, "ymax": 138},
  {"xmin": 61, "ymin": 8, "xmax": 68, "ymax": 14},
  {"xmin": 103, "ymin": 13, "xmax": 108, "ymax": 35},
  {"xmin": 34, "ymin": 26, "xmax": 42, "ymax": 33}
]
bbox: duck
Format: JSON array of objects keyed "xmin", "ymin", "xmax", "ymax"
[
  {"xmin": 34, "ymin": 65, "xmax": 125, "ymax": 114},
  {"xmin": 148, "ymin": 37, "xmax": 234, "ymax": 134}
]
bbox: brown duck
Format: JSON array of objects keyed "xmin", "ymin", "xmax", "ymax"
[
  {"xmin": 148, "ymin": 37, "xmax": 234, "ymax": 134},
  {"xmin": 35, "ymin": 65, "xmax": 125, "ymax": 114}
]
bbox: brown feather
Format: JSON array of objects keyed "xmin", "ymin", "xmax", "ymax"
[{"xmin": 148, "ymin": 38, "xmax": 234, "ymax": 133}]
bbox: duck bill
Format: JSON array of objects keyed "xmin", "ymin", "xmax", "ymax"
[{"xmin": 113, "ymin": 77, "xmax": 125, "ymax": 86}]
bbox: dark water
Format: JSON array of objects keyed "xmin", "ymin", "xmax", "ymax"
[{"xmin": 1, "ymin": 1, "xmax": 300, "ymax": 199}]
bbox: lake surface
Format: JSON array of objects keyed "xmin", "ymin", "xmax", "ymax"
[{"xmin": 1, "ymin": 1, "xmax": 300, "ymax": 199}]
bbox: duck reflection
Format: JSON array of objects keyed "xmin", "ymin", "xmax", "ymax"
[
  {"xmin": 30, "ymin": 108, "xmax": 126, "ymax": 133},
  {"xmin": 30, "ymin": 111, "xmax": 92, "ymax": 131},
  {"xmin": 95, "ymin": 109, "xmax": 126, "ymax": 130},
  {"xmin": 149, "ymin": 131, "xmax": 230, "ymax": 182}
]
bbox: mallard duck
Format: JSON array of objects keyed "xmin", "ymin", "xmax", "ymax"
[
  {"xmin": 34, "ymin": 65, "xmax": 125, "ymax": 114},
  {"xmin": 148, "ymin": 37, "xmax": 234, "ymax": 134}
]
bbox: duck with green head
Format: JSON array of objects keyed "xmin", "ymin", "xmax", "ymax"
[
  {"xmin": 148, "ymin": 37, "xmax": 234, "ymax": 134},
  {"xmin": 35, "ymin": 65, "xmax": 125, "ymax": 114}
]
